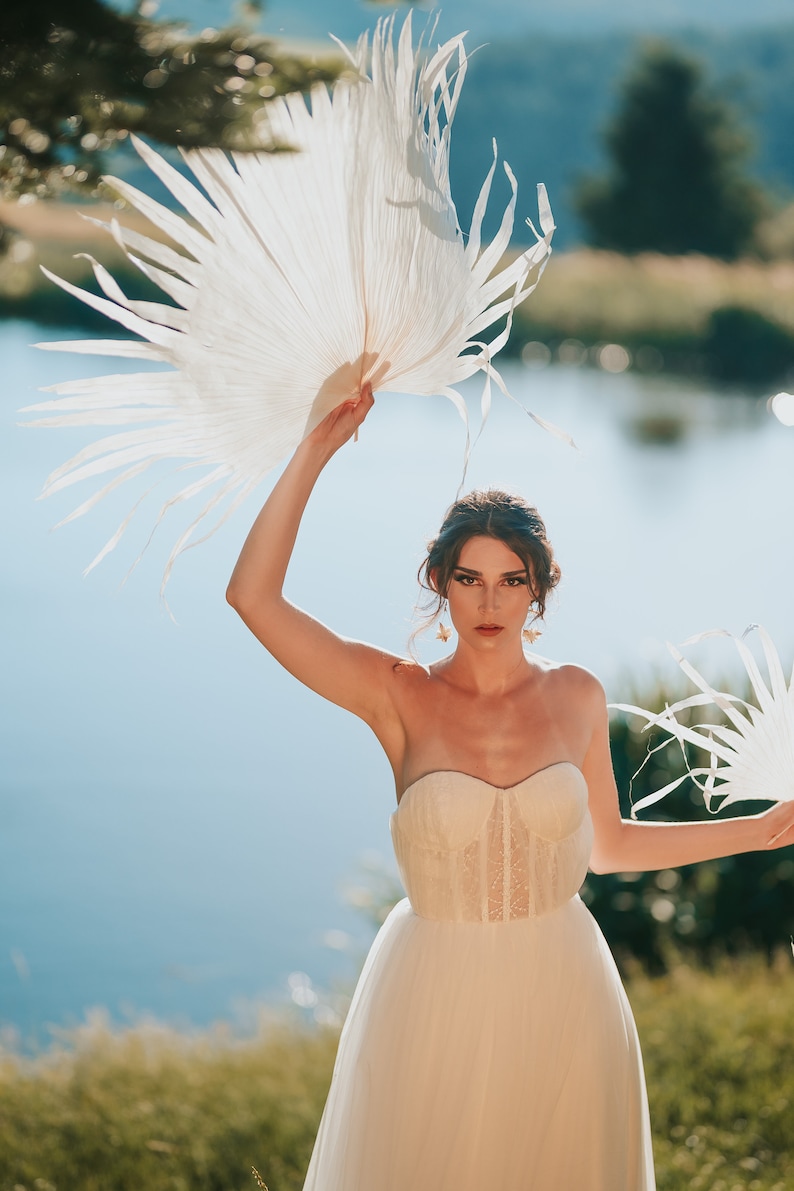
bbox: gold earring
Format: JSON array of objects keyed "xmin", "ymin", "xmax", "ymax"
[{"xmin": 436, "ymin": 600, "xmax": 452, "ymax": 642}]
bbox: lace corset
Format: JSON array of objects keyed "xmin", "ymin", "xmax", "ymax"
[{"xmin": 390, "ymin": 762, "xmax": 593, "ymax": 923}]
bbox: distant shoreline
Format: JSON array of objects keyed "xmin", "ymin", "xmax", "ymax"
[{"xmin": 2, "ymin": 199, "xmax": 793, "ymax": 386}]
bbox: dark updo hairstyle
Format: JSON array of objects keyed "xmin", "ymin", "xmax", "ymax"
[{"xmin": 418, "ymin": 488, "xmax": 561, "ymax": 629}]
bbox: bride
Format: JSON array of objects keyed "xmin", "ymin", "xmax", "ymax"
[{"xmin": 227, "ymin": 383, "xmax": 794, "ymax": 1191}]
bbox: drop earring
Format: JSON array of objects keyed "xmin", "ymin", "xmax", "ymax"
[
  {"xmin": 436, "ymin": 600, "xmax": 452, "ymax": 642},
  {"xmin": 523, "ymin": 607, "xmax": 542, "ymax": 645}
]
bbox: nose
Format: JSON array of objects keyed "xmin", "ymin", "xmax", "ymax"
[{"xmin": 478, "ymin": 584, "xmax": 500, "ymax": 615}]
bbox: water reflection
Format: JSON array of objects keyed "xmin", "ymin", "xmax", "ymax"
[{"xmin": 614, "ymin": 376, "xmax": 768, "ymax": 445}]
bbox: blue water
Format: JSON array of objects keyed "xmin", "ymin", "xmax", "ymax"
[
  {"xmin": 114, "ymin": 0, "xmax": 794, "ymax": 40},
  {"xmin": 2, "ymin": 319, "xmax": 793, "ymax": 1044}
]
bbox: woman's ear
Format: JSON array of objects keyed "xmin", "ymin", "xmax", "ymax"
[{"xmin": 429, "ymin": 567, "xmax": 443, "ymax": 597}]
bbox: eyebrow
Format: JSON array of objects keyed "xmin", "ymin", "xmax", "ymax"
[{"xmin": 453, "ymin": 566, "xmax": 528, "ymax": 577}]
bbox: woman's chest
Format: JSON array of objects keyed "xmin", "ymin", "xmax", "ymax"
[{"xmin": 396, "ymin": 683, "xmax": 572, "ymax": 784}]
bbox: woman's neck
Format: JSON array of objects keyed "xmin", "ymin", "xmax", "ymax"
[{"xmin": 435, "ymin": 640, "xmax": 533, "ymax": 697}]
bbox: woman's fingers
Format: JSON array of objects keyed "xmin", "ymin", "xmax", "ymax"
[
  {"xmin": 353, "ymin": 381, "xmax": 375, "ymax": 423},
  {"xmin": 306, "ymin": 382, "xmax": 376, "ymax": 451},
  {"xmin": 763, "ymin": 801, "xmax": 794, "ymax": 847},
  {"xmin": 348, "ymin": 383, "xmax": 373, "ymax": 443},
  {"xmin": 338, "ymin": 382, "xmax": 375, "ymax": 428}
]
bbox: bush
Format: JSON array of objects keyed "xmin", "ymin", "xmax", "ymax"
[{"xmin": 704, "ymin": 305, "xmax": 794, "ymax": 384}]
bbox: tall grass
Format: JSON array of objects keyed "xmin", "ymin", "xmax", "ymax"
[
  {"xmin": 2, "ymin": 958, "xmax": 793, "ymax": 1190},
  {"xmin": 517, "ymin": 249, "xmax": 794, "ymax": 343},
  {"xmin": 0, "ymin": 1013, "xmax": 337, "ymax": 1191},
  {"xmin": 633, "ymin": 957, "xmax": 794, "ymax": 1191}
]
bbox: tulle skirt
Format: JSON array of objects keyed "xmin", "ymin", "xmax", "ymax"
[{"xmin": 303, "ymin": 895, "xmax": 655, "ymax": 1190}]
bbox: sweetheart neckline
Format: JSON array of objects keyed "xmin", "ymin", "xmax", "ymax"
[{"xmin": 397, "ymin": 760, "xmax": 584, "ymax": 806}]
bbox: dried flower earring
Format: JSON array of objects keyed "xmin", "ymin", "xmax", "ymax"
[
  {"xmin": 522, "ymin": 607, "xmax": 542, "ymax": 644},
  {"xmin": 436, "ymin": 600, "xmax": 452, "ymax": 642}
]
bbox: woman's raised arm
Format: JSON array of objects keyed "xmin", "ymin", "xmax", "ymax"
[{"xmin": 226, "ymin": 384, "xmax": 399, "ymax": 725}]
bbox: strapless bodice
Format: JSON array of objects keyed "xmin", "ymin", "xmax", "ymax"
[{"xmin": 390, "ymin": 762, "xmax": 593, "ymax": 923}]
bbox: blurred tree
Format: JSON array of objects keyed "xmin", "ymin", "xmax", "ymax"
[
  {"xmin": 575, "ymin": 42, "xmax": 766, "ymax": 259},
  {"xmin": 0, "ymin": 0, "xmax": 341, "ymax": 204}
]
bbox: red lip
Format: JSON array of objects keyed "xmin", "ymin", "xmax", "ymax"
[{"xmin": 475, "ymin": 625, "xmax": 503, "ymax": 635}]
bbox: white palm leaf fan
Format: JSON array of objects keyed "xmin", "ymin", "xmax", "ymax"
[
  {"xmin": 612, "ymin": 626, "xmax": 794, "ymax": 819},
  {"xmin": 24, "ymin": 13, "xmax": 562, "ymax": 594}
]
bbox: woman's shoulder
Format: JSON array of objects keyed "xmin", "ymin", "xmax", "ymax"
[{"xmin": 533, "ymin": 656, "xmax": 606, "ymax": 702}]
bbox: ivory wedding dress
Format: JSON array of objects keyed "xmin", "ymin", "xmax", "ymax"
[{"xmin": 303, "ymin": 762, "xmax": 655, "ymax": 1190}]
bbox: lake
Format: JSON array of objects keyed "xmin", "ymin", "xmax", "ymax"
[{"xmin": 2, "ymin": 318, "xmax": 793, "ymax": 1045}]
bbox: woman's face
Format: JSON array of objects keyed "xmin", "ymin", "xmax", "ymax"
[{"xmin": 444, "ymin": 535, "xmax": 534, "ymax": 648}]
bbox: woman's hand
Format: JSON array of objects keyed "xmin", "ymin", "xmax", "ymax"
[
  {"xmin": 586, "ymin": 683, "xmax": 794, "ymax": 872},
  {"xmin": 306, "ymin": 382, "xmax": 375, "ymax": 457},
  {"xmin": 755, "ymin": 799, "xmax": 794, "ymax": 848}
]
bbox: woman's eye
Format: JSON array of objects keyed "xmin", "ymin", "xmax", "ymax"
[{"xmin": 453, "ymin": 573, "xmax": 476, "ymax": 585}]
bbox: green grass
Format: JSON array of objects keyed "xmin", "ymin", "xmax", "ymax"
[
  {"xmin": 2, "ymin": 958, "xmax": 793, "ymax": 1190},
  {"xmin": 517, "ymin": 249, "xmax": 794, "ymax": 341},
  {"xmin": 0, "ymin": 1014, "xmax": 338, "ymax": 1191},
  {"xmin": 633, "ymin": 957, "xmax": 794, "ymax": 1190}
]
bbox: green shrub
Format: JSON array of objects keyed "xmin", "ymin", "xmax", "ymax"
[{"xmin": 704, "ymin": 305, "xmax": 794, "ymax": 384}]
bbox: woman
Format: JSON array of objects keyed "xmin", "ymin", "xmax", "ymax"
[{"xmin": 227, "ymin": 384, "xmax": 794, "ymax": 1191}]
